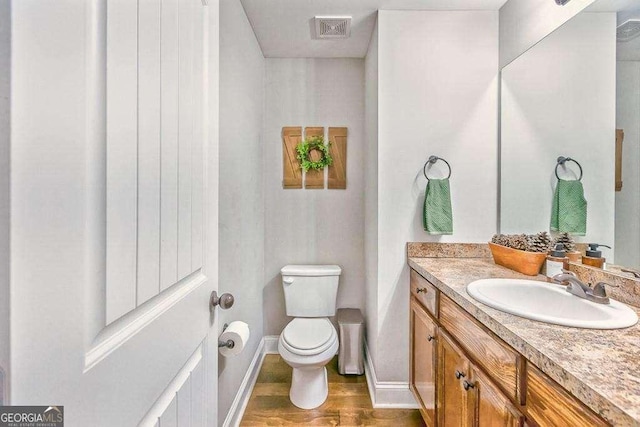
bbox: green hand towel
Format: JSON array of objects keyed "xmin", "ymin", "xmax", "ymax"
[
  {"xmin": 550, "ymin": 179, "xmax": 587, "ymax": 236},
  {"xmin": 423, "ymin": 178, "xmax": 453, "ymax": 235}
]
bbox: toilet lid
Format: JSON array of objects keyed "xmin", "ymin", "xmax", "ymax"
[{"xmin": 282, "ymin": 318, "xmax": 334, "ymax": 351}]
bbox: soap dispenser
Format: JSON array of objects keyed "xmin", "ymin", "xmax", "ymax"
[
  {"xmin": 546, "ymin": 243, "xmax": 569, "ymax": 280},
  {"xmin": 582, "ymin": 244, "xmax": 611, "ymax": 269}
]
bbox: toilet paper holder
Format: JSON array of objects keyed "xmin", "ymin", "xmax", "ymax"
[{"xmin": 218, "ymin": 323, "xmax": 235, "ymax": 349}]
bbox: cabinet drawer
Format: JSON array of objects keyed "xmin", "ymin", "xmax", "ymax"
[
  {"xmin": 439, "ymin": 294, "xmax": 521, "ymax": 402},
  {"xmin": 526, "ymin": 364, "xmax": 609, "ymax": 427},
  {"xmin": 410, "ymin": 269, "xmax": 439, "ymax": 318}
]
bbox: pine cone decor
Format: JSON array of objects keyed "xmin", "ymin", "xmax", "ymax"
[
  {"xmin": 553, "ymin": 232, "xmax": 576, "ymax": 252},
  {"xmin": 489, "ymin": 233, "xmax": 548, "ymax": 275},
  {"xmin": 491, "ymin": 232, "xmax": 552, "ymax": 253},
  {"xmin": 527, "ymin": 231, "xmax": 551, "ymax": 253},
  {"xmin": 491, "ymin": 234, "xmax": 510, "ymax": 247},
  {"xmin": 508, "ymin": 234, "xmax": 529, "ymax": 251}
]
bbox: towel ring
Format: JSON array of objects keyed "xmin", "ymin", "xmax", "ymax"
[
  {"xmin": 555, "ymin": 156, "xmax": 583, "ymax": 181},
  {"xmin": 423, "ymin": 155, "xmax": 451, "ymax": 180}
]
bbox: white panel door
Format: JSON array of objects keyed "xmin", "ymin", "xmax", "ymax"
[{"xmin": 10, "ymin": 0, "xmax": 219, "ymax": 426}]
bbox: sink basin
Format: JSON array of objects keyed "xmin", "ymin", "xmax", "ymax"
[{"xmin": 466, "ymin": 279, "xmax": 638, "ymax": 329}]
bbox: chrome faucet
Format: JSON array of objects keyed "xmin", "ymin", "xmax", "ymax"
[{"xmin": 552, "ymin": 272, "xmax": 610, "ymax": 304}]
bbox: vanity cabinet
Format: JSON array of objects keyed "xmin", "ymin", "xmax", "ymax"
[
  {"xmin": 410, "ymin": 269, "xmax": 439, "ymax": 317},
  {"xmin": 526, "ymin": 365, "xmax": 608, "ymax": 427},
  {"xmin": 438, "ymin": 331, "xmax": 523, "ymax": 427},
  {"xmin": 410, "ymin": 298, "xmax": 438, "ymax": 426},
  {"xmin": 409, "ymin": 268, "xmax": 610, "ymax": 427},
  {"xmin": 437, "ymin": 331, "xmax": 474, "ymax": 426},
  {"xmin": 472, "ymin": 364, "xmax": 523, "ymax": 427}
]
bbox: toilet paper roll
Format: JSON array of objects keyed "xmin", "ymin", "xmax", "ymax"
[{"xmin": 219, "ymin": 321, "xmax": 250, "ymax": 357}]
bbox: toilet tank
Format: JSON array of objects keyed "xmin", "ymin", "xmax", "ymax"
[{"xmin": 281, "ymin": 265, "xmax": 342, "ymax": 317}]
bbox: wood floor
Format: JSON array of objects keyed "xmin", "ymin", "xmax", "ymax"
[{"xmin": 240, "ymin": 354, "xmax": 426, "ymax": 426}]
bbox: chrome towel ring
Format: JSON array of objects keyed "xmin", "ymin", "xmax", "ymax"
[
  {"xmin": 555, "ymin": 156, "xmax": 583, "ymax": 181},
  {"xmin": 423, "ymin": 155, "xmax": 452, "ymax": 180}
]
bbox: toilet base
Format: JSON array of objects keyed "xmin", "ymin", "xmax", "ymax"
[{"xmin": 289, "ymin": 366, "xmax": 328, "ymax": 409}]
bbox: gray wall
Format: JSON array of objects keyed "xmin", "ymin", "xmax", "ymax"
[
  {"xmin": 364, "ymin": 18, "xmax": 379, "ymax": 373},
  {"xmin": 218, "ymin": 0, "xmax": 265, "ymax": 424},
  {"xmin": 0, "ymin": 0, "xmax": 10, "ymax": 406},
  {"xmin": 263, "ymin": 58, "xmax": 366, "ymax": 335}
]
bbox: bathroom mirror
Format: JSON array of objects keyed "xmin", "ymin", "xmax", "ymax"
[{"xmin": 500, "ymin": 0, "xmax": 640, "ymax": 271}]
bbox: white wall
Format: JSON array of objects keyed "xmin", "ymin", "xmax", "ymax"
[
  {"xmin": 218, "ymin": 0, "xmax": 264, "ymax": 424},
  {"xmin": 374, "ymin": 10, "xmax": 499, "ymax": 382},
  {"xmin": 499, "ymin": 0, "xmax": 596, "ymax": 68},
  {"xmin": 364, "ymin": 18, "xmax": 379, "ymax": 377},
  {"xmin": 0, "ymin": 0, "xmax": 9, "ymax": 405},
  {"xmin": 501, "ymin": 13, "xmax": 616, "ymax": 253},
  {"xmin": 616, "ymin": 61, "xmax": 640, "ymax": 268},
  {"xmin": 263, "ymin": 58, "xmax": 365, "ymax": 335}
]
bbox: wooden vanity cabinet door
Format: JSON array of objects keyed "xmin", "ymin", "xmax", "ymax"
[
  {"xmin": 471, "ymin": 365, "xmax": 523, "ymax": 427},
  {"xmin": 439, "ymin": 295, "xmax": 520, "ymax": 402},
  {"xmin": 526, "ymin": 365, "xmax": 609, "ymax": 427},
  {"xmin": 438, "ymin": 331, "xmax": 474, "ymax": 427},
  {"xmin": 410, "ymin": 297, "xmax": 438, "ymax": 426}
]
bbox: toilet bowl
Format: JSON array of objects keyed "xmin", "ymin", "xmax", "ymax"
[{"xmin": 278, "ymin": 317, "xmax": 339, "ymax": 409}]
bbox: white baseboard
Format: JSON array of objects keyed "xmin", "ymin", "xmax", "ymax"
[
  {"xmin": 364, "ymin": 342, "xmax": 420, "ymax": 409},
  {"xmin": 221, "ymin": 337, "xmax": 266, "ymax": 427}
]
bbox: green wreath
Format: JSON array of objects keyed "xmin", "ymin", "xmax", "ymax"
[{"xmin": 296, "ymin": 136, "xmax": 333, "ymax": 172}]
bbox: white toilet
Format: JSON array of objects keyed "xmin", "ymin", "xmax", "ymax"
[{"xmin": 278, "ymin": 264, "xmax": 341, "ymax": 409}]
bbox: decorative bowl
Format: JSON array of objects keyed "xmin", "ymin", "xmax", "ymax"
[{"xmin": 488, "ymin": 242, "xmax": 546, "ymax": 276}]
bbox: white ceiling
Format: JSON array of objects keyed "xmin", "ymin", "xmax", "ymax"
[
  {"xmin": 586, "ymin": 0, "xmax": 639, "ymax": 13},
  {"xmin": 239, "ymin": 0, "xmax": 508, "ymax": 58}
]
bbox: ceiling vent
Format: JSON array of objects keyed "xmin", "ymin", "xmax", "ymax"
[
  {"xmin": 617, "ymin": 19, "xmax": 640, "ymax": 43},
  {"xmin": 314, "ymin": 16, "xmax": 351, "ymax": 39}
]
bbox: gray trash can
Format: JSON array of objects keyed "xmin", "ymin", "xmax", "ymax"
[{"xmin": 337, "ymin": 308, "xmax": 365, "ymax": 375}]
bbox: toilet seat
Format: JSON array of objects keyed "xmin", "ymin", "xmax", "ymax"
[{"xmin": 281, "ymin": 318, "xmax": 337, "ymax": 356}]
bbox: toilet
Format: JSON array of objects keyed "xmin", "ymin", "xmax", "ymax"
[{"xmin": 278, "ymin": 264, "xmax": 341, "ymax": 409}]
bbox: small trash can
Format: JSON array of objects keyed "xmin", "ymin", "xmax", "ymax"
[{"xmin": 337, "ymin": 308, "xmax": 365, "ymax": 375}]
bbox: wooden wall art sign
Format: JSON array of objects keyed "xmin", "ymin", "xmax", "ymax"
[{"xmin": 281, "ymin": 126, "xmax": 348, "ymax": 190}]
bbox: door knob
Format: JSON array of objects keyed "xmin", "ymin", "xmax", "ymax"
[
  {"xmin": 463, "ymin": 380, "xmax": 475, "ymax": 391},
  {"xmin": 455, "ymin": 370, "xmax": 465, "ymax": 379},
  {"xmin": 210, "ymin": 291, "xmax": 234, "ymax": 311}
]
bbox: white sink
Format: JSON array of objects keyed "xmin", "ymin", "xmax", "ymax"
[{"xmin": 466, "ymin": 279, "xmax": 638, "ymax": 329}]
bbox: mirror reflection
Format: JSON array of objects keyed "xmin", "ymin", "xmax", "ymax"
[{"xmin": 500, "ymin": 0, "xmax": 640, "ymax": 272}]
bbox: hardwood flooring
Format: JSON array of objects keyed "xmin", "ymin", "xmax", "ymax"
[{"xmin": 240, "ymin": 354, "xmax": 426, "ymax": 426}]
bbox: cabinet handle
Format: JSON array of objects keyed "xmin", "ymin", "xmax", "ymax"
[
  {"xmin": 455, "ymin": 370, "xmax": 465, "ymax": 379},
  {"xmin": 416, "ymin": 287, "xmax": 428, "ymax": 294},
  {"xmin": 463, "ymin": 380, "xmax": 475, "ymax": 391},
  {"xmin": 427, "ymin": 335, "xmax": 435, "ymax": 342}
]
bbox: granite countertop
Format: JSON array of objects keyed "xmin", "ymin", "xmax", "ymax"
[{"xmin": 408, "ymin": 257, "xmax": 640, "ymax": 427}]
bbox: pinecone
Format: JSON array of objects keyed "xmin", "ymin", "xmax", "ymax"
[
  {"xmin": 527, "ymin": 231, "xmax": 552, "ymax": 253},
  {"xmin": 492, "ymin": 233, "xmax": 517, "ymax": 248},
  {"xmin": 505, "ymin": 234, "xmax": 529, "ymax": 251},
  {"xmin": 553, "ymin": 232, "xmax": 576, "ymax": 252},
  {"xmin": 491, "ymin": 234, "xmax": 510, "ymax": 246}
]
